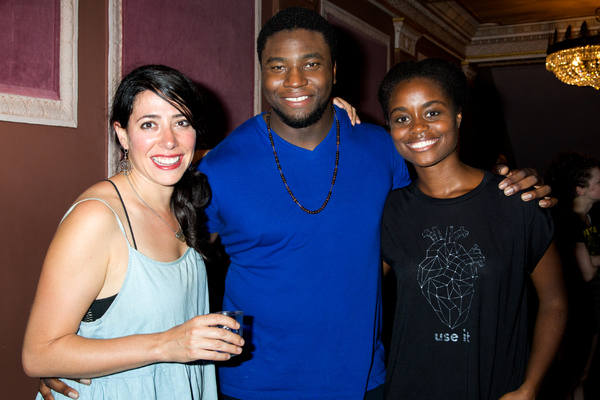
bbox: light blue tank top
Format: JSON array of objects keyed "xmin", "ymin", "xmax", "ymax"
[{"xmin": 37, "ymin": 198, "xmax": 217, "ymax": 399}]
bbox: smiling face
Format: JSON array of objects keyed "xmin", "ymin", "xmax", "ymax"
[
  {"xmin": 387, "ymin": 78, "xmax": 462, "ymax": 169},
  {"xmin": 579, "ymin": 166, "xmax": 600, "ymax": 203},
  {"xmin": 261, "ymin": 29, "xmax": 336, "ymax": 129},
  {"xmin": 115, "ymin": 90, "xmax": 196, "ymax": 187}
]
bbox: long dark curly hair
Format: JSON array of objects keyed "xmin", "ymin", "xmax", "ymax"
[
  {"xmin": 546, "ymin": 151, "xmax": 599, "ymax": 205},
  {"xmin": 110, "ymin": 65, "xmax": 215, "ymax": 259}
]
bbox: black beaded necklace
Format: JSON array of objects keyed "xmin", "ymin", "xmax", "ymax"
[{"xmin": 266, "ymin": 107, "xmax": 340, "ymax": 215}]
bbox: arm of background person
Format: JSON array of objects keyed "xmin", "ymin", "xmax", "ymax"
[
  {"xmin": 499, "ymin": 242, "xmax": 568, "ymax": 400},
  {"xmin": 574, "ymin": 242, "xmax": 600, "ymax": 282},
  {"xmin": 493, "ymin": 165, "xmax": 557, "ymax": 208}
]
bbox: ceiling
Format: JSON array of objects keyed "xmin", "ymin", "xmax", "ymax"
[{"xmin": 435, "ymin": 0, "xmax": 599, "ymax": 26}]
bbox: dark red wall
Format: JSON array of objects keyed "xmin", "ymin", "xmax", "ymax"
[
  {"xmin": 122, "ymin": 0, "xmax": 256, "ymax": 146},
  {"xmin": 0, "ymin": 1, "xmax": 109, "ymax": 397},
  {"xmin": 328, "ymin": 0, "xmax": 395, "ymax": 125},
  {"xmin": 0, "ymin": 0, "xmax": 60, "ymax": 99}
]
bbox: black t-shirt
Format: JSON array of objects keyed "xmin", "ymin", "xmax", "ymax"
[{"xmin": 382, "ymin": 171, "xmax": 553, "ymax": 400}]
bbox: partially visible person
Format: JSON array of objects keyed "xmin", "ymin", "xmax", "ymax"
[
  {"xmin": 378, "ymin": 58, "xmax": 568, "ymax": 400},
  {"xmin": 23, "ymin": 65, "xmax": 243, "ymax": 400},
  {"xmin": 545, "ymin": 151, "xmax": 600, "ymax": 400}
]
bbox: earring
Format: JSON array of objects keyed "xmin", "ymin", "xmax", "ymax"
[{"xmin": 119, "ymin": 149, "xmax": 133, "ymax": 176}]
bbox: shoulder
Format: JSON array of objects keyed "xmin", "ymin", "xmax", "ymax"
[
  {"xmin": 46, "ymin": 184, "xmax": 126, "ymax": 277},
  {"xmin": 200, "ymin": 114, "xmax": 264, "ymax": 169},
  {"xmin": 350, "ymin": 120, "xmax": 387, "ymax": 134},
  {"xmin": 340, "ymin": 120, "xmax": 397, "ymax": 165},
  {"xmin": 349, "ymin": 121, "xmax": 392, "ymax": 143},
  {"xmin": 334, "ymin": 105, "xmax": 391, "ymax": 144},
  {"xmin": 211, "ymin": 115, "xmax": 263, "ymax": 151},
  {"xmin": 482, "ymin": 172, "xmax": 552, "ymax": 227},
  {"xmin": 61, "ymin": 180, "xmax": 125, "ymax": 235},
  {"xmin": 492, "ymin": 175, "xmax": 538, "ymax": 211},
  {"xmin": 383, "ymin": 184, "xmax": 416, "ymax": 211},
  {"xmin": 480, "ymin": 172, "xmax": 526, "ymax": 205}
]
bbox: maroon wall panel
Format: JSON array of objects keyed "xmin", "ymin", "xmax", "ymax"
[
  {"xmin": 122, "ymin": 0, "xmax": 256, "ymax": 144},
  {"xmin": 328, "ymin": 14, "xmax": 388, "ymax": 126},
  {"xmin": 0, "ymin": 0, "xmax": 60, "ymax": 99}
]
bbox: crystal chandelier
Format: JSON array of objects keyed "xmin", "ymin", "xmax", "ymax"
[{"xmin": 546, "ymin": 19, "xmax": 600, "ymax": 90}]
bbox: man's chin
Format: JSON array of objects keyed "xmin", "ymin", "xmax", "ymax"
[
  {"xmin": 276, "ymin": 114, "xmax": 318, "ymax": 129},
  {"xmin": 272, "ymin": 102, "xmax": 329, "ymax": 130}
]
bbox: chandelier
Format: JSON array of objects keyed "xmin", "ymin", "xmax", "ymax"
[{"xmin": 546, "ymin": 17, "xmax": 600, "ymax": 90}]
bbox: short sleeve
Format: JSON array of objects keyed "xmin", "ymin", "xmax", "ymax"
[{"xmin": 526, "ymin": 202, "xmax": 554, "ymax": 274}]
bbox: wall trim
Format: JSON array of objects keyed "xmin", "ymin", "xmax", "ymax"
[{"xmin": 107, "ymin": 0, "xmax": 123, "ymax": 176}]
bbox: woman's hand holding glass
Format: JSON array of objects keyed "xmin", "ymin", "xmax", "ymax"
[{"xmin": 161, "ymin": 313, "xmax": 244, "ymax": 361}]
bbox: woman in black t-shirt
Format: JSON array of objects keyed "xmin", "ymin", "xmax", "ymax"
[{"xmin": 377, "ymin": 59, "xmax": 568, "ymax": 400}]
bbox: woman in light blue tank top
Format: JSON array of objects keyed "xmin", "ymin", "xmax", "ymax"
[{"xmin": 23, "ymin": 65, "xmax": 243, "ymax": 400}]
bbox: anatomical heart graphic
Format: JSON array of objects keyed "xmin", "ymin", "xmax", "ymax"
[{"xmin": 418, "ymin": 226, "xmax": 485, "ymax": 329}]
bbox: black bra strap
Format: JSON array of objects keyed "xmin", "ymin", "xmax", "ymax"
[{"xmin": 103, "ymin": 179, "xmax": 137, "ymax": 250}]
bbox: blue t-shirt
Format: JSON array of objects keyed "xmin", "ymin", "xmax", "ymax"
[{"xmin": 199, "ymin": 106, "xmax": 410, "ymax": 400}]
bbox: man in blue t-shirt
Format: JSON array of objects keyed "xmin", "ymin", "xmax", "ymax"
[{"xmin": 199, "ymin": 8, "xmax": 409, "ymax": 399}]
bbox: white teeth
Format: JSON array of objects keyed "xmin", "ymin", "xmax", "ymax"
[
  {"xmin": 408, "ymin": 139, "xmax": 437, "ymax": 149},
  {"xmin": 152, "ymin": 156, "xmax": 181, "ymax": 166},
  {"xmin": 284, "ymin": 96, "xmax": 308, "ymax": 102}
]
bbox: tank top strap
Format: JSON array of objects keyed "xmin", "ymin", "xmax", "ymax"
[
  {"xmin": 103, "ymin": 179, "xmax": 137, "ymax": 249},
  {"xmin": 61, "ymin": 198, "xmax": 134, "ymax": 249}
]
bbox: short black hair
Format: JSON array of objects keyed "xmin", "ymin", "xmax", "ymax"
[
  {"xmin": 546, "ymin": 151, "xmax": 599, "ymax": 204},
  {"xmin": 377, "ymin": 58, "xmax": 468, "ymax": 124},
  {"xmin": 256, "ymin": 6, "xmax": 338, "ymax": 65}
]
